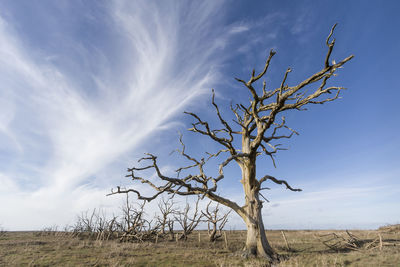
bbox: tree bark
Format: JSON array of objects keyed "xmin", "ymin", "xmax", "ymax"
[
  {"xmin": 240, "ymin": 138, "xmax": 278, "ymax": 261},
  {"xmin": 242, "ymin": 189, "xmax": 276, "ymax": 261}
]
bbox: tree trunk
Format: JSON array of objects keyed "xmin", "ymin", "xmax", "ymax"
[
  {"xmin": 242, "ymin": 188, "xmax": 277, "ymax": 261},
  {"xmin": 209, "ymin": 228, "xmax": 217, "ymax": 242},
  {"xmin": 240, "ymin": 141, "xmax": 278, "ymax": 261}
]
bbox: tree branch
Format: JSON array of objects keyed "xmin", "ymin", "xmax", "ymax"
[{"xmin": 258, "ymin": 175, "xmax": 302, "ymax": 192}]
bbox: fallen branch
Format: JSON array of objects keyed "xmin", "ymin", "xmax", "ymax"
[{"xmin": 317, "ymin": 231, "xmax": 396, "ymax": 252}]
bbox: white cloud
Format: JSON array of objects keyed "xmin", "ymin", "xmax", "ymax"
[
  {"xmin": 0, "ymin": 173, "xmax": 18, "ymax": 192},
  {"xmin": 0, "ymin": 1, "xmax": 230, "ymax": 230},
  {"xmin": 229, "ymin": 25, "xmax": 249, "ymax": 34},
  {"xmin": 1, "ymin": 2, "xmax": 396, "ymax": 232},
  {"xmin": 260, "ymin": 180, "xmax": 400, "ymax": 229}
]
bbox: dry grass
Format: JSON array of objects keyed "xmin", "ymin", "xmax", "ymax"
[
  {"xmin": 379, "ymin": 224, "xmax": 400, "ymax": 233},
  {"xmin": 276, "ymin": 230, "xmax": 400, "ymax": 266},
  {"xmin": 0, "ymin": 229, "xmax": 399, "ymax": 266}
]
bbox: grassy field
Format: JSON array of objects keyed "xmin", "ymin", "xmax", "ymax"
[{"xmin": 0, "ymin": 229, "xmax": 399, "ymax": 266}]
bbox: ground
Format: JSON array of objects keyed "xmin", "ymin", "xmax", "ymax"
[{"xmin": 0, "ymin": 229, "xmax": 399, "ymax": 266}]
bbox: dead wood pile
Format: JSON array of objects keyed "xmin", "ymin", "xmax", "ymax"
[{"xmin": 316, "ymin": 230, "xmax": 397, "ymax": 252}]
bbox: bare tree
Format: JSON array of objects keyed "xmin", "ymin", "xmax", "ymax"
[
  {"xmin": 109, "ymin": 25, "xmax": 353, "ymax": 261},
  {"xmin": 119, "ymin": 200, "xmax": 160, "ymax": 242},
  {"xmin": 202, "ymin": 201, "xmax": 231, "ymax": 242},
  {"xmin": 174, "ymin": 198, "xmax": 203, "ymax": 240},
  {"xmin": 120, "ymin": 193, "xmax": 135, "ymax": 231},
  {"xmin": 71, "ymin": 208, "xmax": 118, "ymax": 240},
  {"xmin": 157, "ymin": 197, "xmax": 177, "ymax": 240},
  {"xmin": 73, "ymin": 209, "xmax": 98, "ymax": 236}
]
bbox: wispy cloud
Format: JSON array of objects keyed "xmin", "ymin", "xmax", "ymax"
[
  {"xmin": 260, "ymin": 181, "xmax": 400, "ymax": 229},
  {"xmin": 0, "ymin": 1, "xmax": 230, "ymax": 230},
  {"xmin": 229, "ymin": 25, "xmax": 249, "ymax": 34},
  {"xmin": 1, "ymin": 1, "xmax": 398, "ymax": 232}
]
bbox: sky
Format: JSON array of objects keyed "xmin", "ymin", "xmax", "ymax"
[{"xmin": 0, "ymin": 0, "xmax": 399, "ymax": 231}]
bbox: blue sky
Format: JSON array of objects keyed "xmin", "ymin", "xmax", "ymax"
[{"xmin": 0, "ymin": 0, "xmax": 399, "ymax": 230}]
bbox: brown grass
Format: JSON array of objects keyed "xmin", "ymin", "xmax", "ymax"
[
  {"xmin": 378, "ymin": 224, "xmax": 400, "ymax": 233},
  {"xmin": 0, "ymin": 229, "xmax": 399, "ymax": 266}
]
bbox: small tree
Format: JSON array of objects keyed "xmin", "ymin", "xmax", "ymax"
[
  {"xmin": 157, "ymin": 197, "xmax": 177, "ymax": 240},
  {"xmin": 119, "ymin": 200, "xmax": 160, "ymax": 242},
  {"xmin": 109, "ymin": 25, "xmax": 353, "ymax": 261},
  {"xmin": 202, "ymin": 201, "xmax": 231, "ymax": 242},
  {"xmin": 174, "ymin": 197, "xmax": 203, "ymax": 240},
  {"xmin": 121, "ymin": 193, "xmax": 136, "ymax": 231}
]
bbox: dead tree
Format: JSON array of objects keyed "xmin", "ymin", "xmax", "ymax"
[
  {"xmin": 202, "ymin": 201, "xmax": 231, "ymax": 242},
  {"xmin": 72, "ymin": 209, "xmax": 98, "ymax": 238},
  {"xmin": 95, "ymin": 215, "xmax": 119, "ymax": 241},
  {"xmin": 119, "ymin": 200, "xmax": 160, "ymax": 242},
  {"xmin": 174, "ymin": 198, "xmax": 203, "ymax": 240},
  {"xmin": 157, "ymin": 197, "xmax": 177, "ymax": 240},
  {"xmin": 109, "ymin": 24, "xmax": 353, "ymax": 261},
  {"xmin": 121, "ymin": 193, "xmax": 136, "ymax": 231},
  {"xmin": 71, "ymin": 208, "xmax": 117, "ymax": 240}
]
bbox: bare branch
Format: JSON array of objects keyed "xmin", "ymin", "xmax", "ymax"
[
  {"xmin": 249, "ymin": 49, "xmax": 276, "ymax": 84},
  {"xmin": 325, "ymin": 23, "xmax": 337, "ymax": 68},
  {"xmin": 259, "ymin": 193, "xmax": 270, "ymax": 203},
  {"xmin": 212, "ymin": 89, "xmax": 234, "ymax": 142},
  {"xmin": 184, "ymin": 111, "xmax": 235, "ymax": 154},
  {"xmin": 258, "ymin": 175, "xmax": 302, "ymax": 192},
  {"xmin": 278, "ymin": 68, "xmax": 292, "ymax": 101},
  {"xmin": 109, "ymin": 136, "xmax": 245, "ymax": 217}
]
